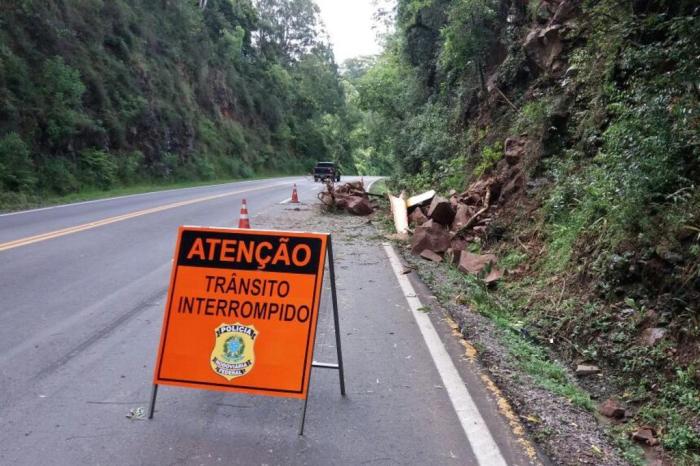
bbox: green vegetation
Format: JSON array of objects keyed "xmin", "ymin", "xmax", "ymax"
[
  {"xmin": 431, "ymin": 264, "xmax": 594, "ymax": 411},
  {"xmin": 351, "ymin": 0, "xmax": 700, "ymax": 461},
  {"xmin": 2, "ymin": 0, "xmax": 699, "ymax": 458},
  {"xmin": 0, "ymin": 0, "xmax": 355, "ymax": 211}
]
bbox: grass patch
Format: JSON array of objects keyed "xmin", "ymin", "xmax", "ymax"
[
  {"xmin": 609, "ymin": 425, "xmax": 646, "ymax": 466},
  {"xmin": 430, "ymin": 264, "xmax": 594, "ymax": 411}
]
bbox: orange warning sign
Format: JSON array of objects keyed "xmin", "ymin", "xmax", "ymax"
[{"xmin": 153, "ymin": 226, "xmax": 328, "ymax": 399}]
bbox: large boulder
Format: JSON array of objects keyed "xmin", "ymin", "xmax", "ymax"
[
  {"xmin": 427, "ymin": 196, "xmax": 456, "ymax": 226},
  {"xmin": 524, "ymin": 25, "xmax": 564, "ymax": 70},
  {"xmin": 346, "ymin": 196, "xmax": 373, "ymax": 215},
  {"xmin": 411, "ymin": 220, "xmax": 451, "ymax": 255},
  {"xmin": 458, "ymin": 252, "xmax": 498, "ymax": 275}
]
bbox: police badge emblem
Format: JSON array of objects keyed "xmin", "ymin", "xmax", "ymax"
[{"xmin": 210, "ymin": 323, "xmax": 258, "ymax": 381}]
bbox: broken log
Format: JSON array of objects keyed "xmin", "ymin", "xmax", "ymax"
[{"xmin": 389, "ymin": 193, "xmax": 410, "ymax": 234}]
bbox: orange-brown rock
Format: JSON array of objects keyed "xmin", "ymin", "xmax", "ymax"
[
  {"xmin": 427, "ymin": 196, "xmax": 456, "ymax": 226},
  {"xmin": 411, "ymin": 220, "xmax": 451, "ymax": 255},
  {"xmin": 458, "ymin": 252, "xmax": 498, "ymax": 275}
]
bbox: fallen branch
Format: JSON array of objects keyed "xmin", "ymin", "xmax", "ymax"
[
  {"xmin": 494, "ymin": 86, "xmax": 518, "ymax": 112},
  {"xmin": 455, "ymin": 189, "xmax": 491, "ymax": 237}
]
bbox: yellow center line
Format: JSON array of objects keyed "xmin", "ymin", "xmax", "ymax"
[{"xmin": 0, "ymin": 182, "xmax": 288, "ymax": 252}]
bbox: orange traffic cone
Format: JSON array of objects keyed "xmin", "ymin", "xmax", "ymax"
[
  {"xmin": 238, "ymin": 198, "xmax": 251, "ymax": 229},
  {"xmin": 290, "ymin": 183, "xmax": 300, "ymax": 203}
]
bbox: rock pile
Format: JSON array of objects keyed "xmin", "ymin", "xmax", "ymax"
[
  {"xmin": 399, "ymin": 136, "xmax": 531, "ymax": 283},
  {"xmin": 318, "ymin": 181, "xmax": 374, "ymax": 216}
]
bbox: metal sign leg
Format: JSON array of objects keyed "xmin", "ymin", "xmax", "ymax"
[
  {"xmin": 298, "ymin": 393, "xmax": 310, "ymax": 435},
  {"xmin": 298, "ymin": 238, "xmax": 347, "ymax": 435},
  {"xmin": 327, "ymin": 239, "xmax": 346, "ymax": 396},
  {"xmin": 147, "ymin": 384, "xmax": 159, "ymax": 419}
]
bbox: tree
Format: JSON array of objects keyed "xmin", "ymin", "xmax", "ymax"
[
  {"xmin": 0, "ymin": 133, "xmax": 35, "ymax": 192},
  {"xmin": 254, "ymin": 0, "xmax": 321, "ymax": 61},
  {"xmin": 439, "ymin": 0, "xmax": 497, "ymax": 92}
]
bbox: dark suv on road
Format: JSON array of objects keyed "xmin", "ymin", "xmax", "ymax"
[{"xmin": 313, "ymin": 161, "xmax": 341, "ymax": 182}]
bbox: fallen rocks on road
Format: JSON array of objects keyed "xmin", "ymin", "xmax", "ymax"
[
  {"xmin": 319, "ymin": 181, "xmax": 376, "ymax": 216},
  {"xmin": 411, "ymin": 220, "xmax": 451, "ymax": 255},
  {"xmin": 427, "ymin": 196, "xmax": 456, "ymax": 226},
  {"xmin": 408, "ymin": 206, "xmax": 429, "ymax": 227},
  {"xmin": 451, "ymin": 204, "xmax": 472, "ymax": 231}
]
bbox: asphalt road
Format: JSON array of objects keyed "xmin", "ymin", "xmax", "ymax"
[{"xmin": 0, "ymin": 176, "xmax": 540, "ymax": 465}]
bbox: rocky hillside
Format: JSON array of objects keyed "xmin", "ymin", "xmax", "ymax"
[
  {"xmin": 354, "ymin": 0, "xmax": 699, "ymax": 463},
  {"xmin": 0, "ymin": 0, "xmax": 353, "ymax": 208}
]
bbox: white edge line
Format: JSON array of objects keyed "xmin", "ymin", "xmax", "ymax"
[
  {"xmin": 382, "ymin": 243, "xmax": 508, "ymax": 466},
  {"xmin": 0, "ymin": 176, "xmax": 300, "ymax": 218}
]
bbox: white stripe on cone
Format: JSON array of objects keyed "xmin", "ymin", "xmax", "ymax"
[{"xmin": 239, "ymin": 199, "xmax": 251, "ymax": 228}]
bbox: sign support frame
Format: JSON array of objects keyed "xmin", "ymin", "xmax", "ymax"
[
  {"xmin": 298, "ymin": 236, "xmax": 346, "ymax": 435},
  {"xmin": 147, "ymin": 234, "xmax": 346, "ymax": 431}
]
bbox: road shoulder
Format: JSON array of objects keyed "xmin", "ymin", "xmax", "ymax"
[{"xmin": 255, "ymin": 200, "xmax": 546, "ymax": 465}]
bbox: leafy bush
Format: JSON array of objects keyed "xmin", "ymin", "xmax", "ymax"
[
  {"xmin": 435, "ymin": 154, "xmax": 467, "ymax": 192},
  {"xmin": 545, "ymin": 92, "xmax": 696, "ymax": 263},
  {"xmin": 40, "ymin": 157, "xmax": 79, "ymax": 195},
  {"xmin": 40, "ymin": 57, "xmax": 91, "ymax": 148},
  {"xmin": 397, "ymin": 102, "xmax": 456, "ymax": 173},
  {"xmin": 117, "ymin": 151, "xmax": 145, "ymax": 184},
  {"xmin": 78, "ymin": 149, "xmax": 118, "ymax": 189},
  {"xmin": 514, "ymin": 100, "xmax": 551, "ymax": 135},
  {"xmin": 145, "ymin": 152, "xmax": 178, "ymax": 181},
  {"xmin": 0, "ymin": 132, "xmax": 35, "ymax": 192},
  {"xmin": 193, "ymin": 155, "xmax": 216, "ymax": 180},
  {"xmin": 473, "ymin": 142, "xmax": 503, "ymax": 178}
]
